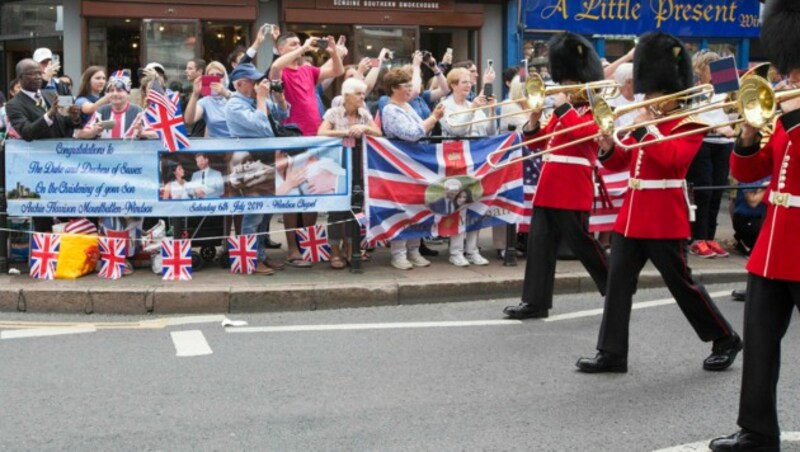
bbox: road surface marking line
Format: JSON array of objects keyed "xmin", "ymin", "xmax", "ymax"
[
  {"xmin": 170, "ymin": 330, "xmax": 213, "ymax": 357},
  {"xmin": 165, "ymin": 315, "xmax": 227, "ymax": 326},
  {"xmin": 544, "ymin": 290, "xmax": 731, "ymax": 322},
  {"xmin": 652, "ymin": 431, "xmax": 800, "ymax": 451},
  {"xmin": 1, "ymin": 326, "xmax": 96, "ymax": 340},
  {"xmin": 226, "ymin": 319, "xmax": 523, "ymax": 334}
]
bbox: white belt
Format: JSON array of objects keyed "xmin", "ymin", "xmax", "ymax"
[
  {"xmin": 543, "ymin": 154, "xmax": 592, "ymax": 167},
  {"xmin": 628, "ymin": 178, "xmax": 684, "ymax": 190},
  {"xmin": 769, "ymin": 191, "xmax": 800, "ymax": 208}
]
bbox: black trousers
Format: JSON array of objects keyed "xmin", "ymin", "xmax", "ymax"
[
  {"xmin": 521, "ymin": 207, "xmax": 608, "ymax": 310},
  {"xmin": 738, "ymin": 274, "xmax": 800, "ymax": 438},
  {"xmin": 732, "ymin": 214, "xmax": 763, "ymax": 254},
  {"xmin": 597, "ymin": 232, "xmax": 734, "ymax": 357},
  {"xmin": 686, "ymin": 141, "xmax": 733, "ymax": 240}
]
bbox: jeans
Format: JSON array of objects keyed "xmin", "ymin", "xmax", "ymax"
[{"xmin": 242, "ymin": 213, "xmax": 272, "ymax": 261}]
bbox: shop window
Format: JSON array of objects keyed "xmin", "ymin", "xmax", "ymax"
[
  {"xmin": 1, "ymin": 1, "xmax": 61, "ymax": 36},
  {"xmin": 87, "ymin": 18, "xmax": 142, "ymax": 83},
  {"xmin": 523, "ymin": 37, "xmax": 550, "ymax": 80},
  {"xmin": 201, "ymin": 21, "xmax": 250, "ymax": 70},
  {"xmin": 142, "ymin": 19, "xmax": 199, "ymax": 87}
]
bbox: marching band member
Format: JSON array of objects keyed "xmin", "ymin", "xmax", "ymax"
[
  {"xmin": 576, "ymin": 32, "xmax": 741, "ymax": 374},
  {"xmin": 503, "ymin": 32, "xmax": 609, "ymax": 319},
  {"xmin": 710, "ymin": 0, "xmax": 800, "ymax": 449}
]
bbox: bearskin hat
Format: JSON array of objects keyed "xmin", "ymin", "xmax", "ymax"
[
  {"xmin": 633, "ymin": 32, "xmax": 693, "ymax": 95},
  {"xmin": 547, "ymin": 32, "xmax": 603, "ymax": 84},
  {"xmin": 762, "ymin": 0, "xmax": 800, "ymax": 75}
]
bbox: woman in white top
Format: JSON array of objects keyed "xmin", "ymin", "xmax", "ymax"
[
  {"xmin": 164, "ymin": 163, "xmax": 191, "ymax": 200},
  {"xmin": 439, "ymin": 67, "xmax": 496, "ymax": 267}
]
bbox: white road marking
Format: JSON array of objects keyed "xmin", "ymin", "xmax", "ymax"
[
  {"xmin": 226, "ymin": 319, "xmax": 522, "ymax": 334},
  {"xmin": 170, "ymin": 330, "xmax": 213, "ymax": 357},
  {"xmin": 165, "ymin": 315, "xmax": 227, "ymax": 326},
  {"xmin": 544, "ymin": 290, "xmax": 731, "ymax": 322},
  {"xmin": 652, "ymin": 431, "xmax": 800, "ymax": 451},
  {"xmin": 1, "ymin": 326, "xmax": 96, "ymax": 340}
]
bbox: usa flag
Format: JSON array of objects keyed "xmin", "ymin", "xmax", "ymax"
[
  {"xmin": 296, "ymin": 225, "xmax": 331, "ymax": 263},
  {"xmin": 364, "ymin": 134, "xmax": 524, "ymax": 242},
  {"xmin": 30, "ymin": 233, "xmax": 60, "ymax": 280},
  {"xmin": 161, "ymin": 239, "xmax": 192, "ymax": 281},
  {"xmin": 145, "ymin": 79, "xmax": 190, "ymax": 152},
  {"xmin": 227, "ymin": 234, "xmax": 258, "ymax": 274},
  {"xmin": 98, "ymin": 237, "xmax": 127, "ymax": 280}
]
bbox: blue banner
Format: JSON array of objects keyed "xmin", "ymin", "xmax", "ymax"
[
  {"xmin": 5, "ymin": 137, "xmax": 351, "ymax": 217},
  {"xmin": 524, "ymin": 0, "xmax": 760, "ymax": 38}
]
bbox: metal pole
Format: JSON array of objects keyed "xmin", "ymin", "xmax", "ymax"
[
  {"xmin": 503, "ymin": 223, "xmax": 517, "ymax": 266},
  {"xmin": 0, "ymin": 139, "xmax": 7, "ymax": 273},
  {"xmin": 349, "ymin": 144, "xmax": 363, "ymax": 274}
]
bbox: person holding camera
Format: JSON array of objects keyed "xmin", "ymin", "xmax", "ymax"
[
  {"xmin": 184, "ymin": 61, "xmax": 232, "ymax": 138},
  {"xmin": 75, "ymin": 70, "xmax": 157, "ymax": 140}
]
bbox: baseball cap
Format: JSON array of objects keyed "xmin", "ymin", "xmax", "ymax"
[
  {"xmin": 229, "ymin": 63, "xmax": 265, "ymax": 82},
  {"xmin": 33, "ymin": 48, "xmax": 53, "ymax": 63},
  {"xmin": 144, "ymin": 62, "xmax": 166, "ymax": 75}
]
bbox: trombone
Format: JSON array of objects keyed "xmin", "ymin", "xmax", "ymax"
[{"xmin": 445, "ymin": 73, "xmax": 620, "ymax": 129}]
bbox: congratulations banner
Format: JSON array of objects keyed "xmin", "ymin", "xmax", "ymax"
[{"xmin": 5, "ymin": 137, "xmax": 351, "ymax": 217}]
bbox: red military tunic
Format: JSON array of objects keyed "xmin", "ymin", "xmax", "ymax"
[
  {"xmin": 600, "ymin": 116, "xmax": 705, "ymax": 239},
  {"xmin": 730, "ymin": 110, "xmax": 800, "ymax": 282},
  {"xmin": 524, "ymin": 103, "xmax": 600, "ymax": 211}
]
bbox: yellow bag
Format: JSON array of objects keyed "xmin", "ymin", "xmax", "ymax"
[{"xmin": 55, "ymin": 234, "xmax": 100, "ymax": 279}]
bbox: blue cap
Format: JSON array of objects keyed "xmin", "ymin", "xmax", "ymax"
[{"xmin": 229, "ymin": 63, "xmax": 265, "ymax": 82}]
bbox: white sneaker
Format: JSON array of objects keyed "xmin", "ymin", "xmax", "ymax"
[
  {"xmin": 407, "ymin": 252, "xmax": 431, "ymax": 267},
  {"xmin": 449, "ymin": 254, "xmax": 470, "ymax": 267},
  {"xmin": 391, "ymin": 256, "xmax": 414, "ymax": 270},
  {"xmin": 466, "ymin": 252, "xmax": 489, "ymax": 266}
]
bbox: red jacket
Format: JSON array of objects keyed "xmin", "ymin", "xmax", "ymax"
[
  {"xmin": 600, "ymin": 116, "xmax": 705, "ymax": 239},
  {"xmin": 524, "ymin": 103, "xmax": 599, "ymax": 211},
  {"xmin": 730, "ymin": 110, "xmax": 800, "ymax": 282}
]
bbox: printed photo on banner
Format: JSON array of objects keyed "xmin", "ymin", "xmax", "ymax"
[
  {"xmin": 275, "ymin": 146, "xmax": 347, "ymax": 196},
  {"xmin": 425, "ymin": 176, "xmax": 482, "ymax": 216}
]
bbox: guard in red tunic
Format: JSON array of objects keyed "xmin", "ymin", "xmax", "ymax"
[
  {"xmin": 575, "ymin": 32, "xmax": 741, "ymax": 374},
  {"xmin": 503, "ymin": 32, "xmax": 609, "ymax": 320},
  {"xmin": 711, "ymin": 1, "xmax": 800, "ymax": 450}
]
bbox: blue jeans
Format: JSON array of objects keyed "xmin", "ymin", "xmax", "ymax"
[{"xmin": 241, "ymin": 214, "xmax": 272, "ymax": 261}]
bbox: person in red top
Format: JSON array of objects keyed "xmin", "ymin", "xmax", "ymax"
[
  {"xmin": 710, "ymin": 1, "xmax": 800, "ymax": 450},
  {"xmin": 576, "ymin": 32, "xmax": 741, "ymax": 374},
  {"xmin": 503, "ymin": 32, "xmax": 609, "ymax": 320}
]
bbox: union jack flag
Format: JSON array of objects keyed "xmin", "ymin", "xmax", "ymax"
[
  {"xmin": 364, "ymin": 134, "xmax": 525, "ymax": 243},
  {"xmin": 296, "ymin": 225, "xmax": 331, "ymax": 263},
  {"xmin": 161, "ymin": 239, "xmax": 192, "ymax": 281},
  {"xmin": 98, "ymin": 237, "xmax": 127, "ymax": 280},
  {"xmin": 145, "ymin": 79, "xmax": 190, "ymax": 152},
  {"xmin": 227, "ymin": 234, "xmax": 258, "ymax": 274},
  {"xmin": 30, "ymin": 233, "xmax": 60, "ymax": 280}
]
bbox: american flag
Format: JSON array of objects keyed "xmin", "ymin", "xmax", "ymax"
[
  {"xmin": 98, "ymin": 237, "xmax": 127, "ymax": 280},
  {"xmin": 518, "ymin": 149, "xmax": 543, "ymax": 233},
  {"xmin": 227, "ymin": 234, "xmax": 258, "ymax": 274},
  {"xmin": 296, "ymin": 225, "xmax": 331, "ymax": 263},
  {"xmin": 161, "ymin": 239, "xmax": 192, "ymax": 281},
  {"xmin": 63, "ymin": 218, "xmax": 98, "ymax": 235},
  {"xmin": 30, "ymin": 233, "xmax": 60, "ymax": 280},
  {"xmin": 145, "ymin": 79, "xmax": 190, "ymax": 152},
  {"xmin": 364, "ymin": 134, "xmax": 525, "ymax": 242}
]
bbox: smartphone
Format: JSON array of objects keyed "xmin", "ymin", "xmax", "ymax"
[
  {"xmin": 316, "ymin": 38, "xmax": 329, "ymax": 50},
  {"xmin": 483, "ymin": 82, "xmax": 493, "ymax": 98},
  {"xmin": 99, "ymin": 119, "xmax": 116, "ymax": 130},
  {"xmin": 200, "ymin": 74, "xmax": 223, "ymax": 97},
  {"xmin": 260, "ymin": 23, "xmax": 272, "ymax": 36},
  {"xmin": 487, "ymin": 59, "xmax": 494, "ymax": 70},
  {"xmin": 51, "ymin": 54, "xmax": 60, "ymax": 66},
  {"xmin": 446, "ymin": 48, "xmax": 453, "ymax": 56},
  {"xmin": 337, "ymin": 35, "xmax": 346, "ymax": 46},
  {"xmin": 519, "ymin": 59, "xmax": 529, "ymax": 81}
]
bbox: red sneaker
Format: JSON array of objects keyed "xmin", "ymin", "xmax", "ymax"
[
  {"xmin": 706, "ymin": 240, "xmax": 730, "ymax": 258},
  {"xmin": 690, "ymin": 240, "xmax": 717, "ymax": 258}
]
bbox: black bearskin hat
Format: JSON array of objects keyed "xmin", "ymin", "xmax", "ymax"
[
  {"xmin": 633, "ymin": 32, "xmax": 693, "ymax": 95},
  {"xmin": 762, "ymin": 0, "xmax": 800, "ymax": 74},
  {"xmin": 547, "ymin": 32, "xmax": 603, "ymax": 84}
]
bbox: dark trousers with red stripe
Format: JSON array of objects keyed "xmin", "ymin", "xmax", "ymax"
[
  {"xmin": 521, "ymin": 207, "xmax": 608, "ymax": 310},
  {"xmin": 737, "ymin": 274, "xmax": 800, "ymax": 439},
  {"xmin": 597, "ymin": 232, "xmax": 733, "ymax": 357}
]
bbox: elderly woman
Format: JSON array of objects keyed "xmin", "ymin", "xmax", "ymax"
[
  {"xmin": 381, "ymin": 67, "xmax": 445, "ymax": 270},
  {"xmin": 75, "ymin": 70, "xmax": 157, "ymax": 140},
  {"xmin": 439, "ymin": 67, "xmax": 495, "ymax": 267},
  {"xmin": 318, "ymin": 78, "xmax": 382, "ymax": 269},
  {"xmin": 686, "ymin": 50, "xmax": 736, "ymax": 258},
  {"xmin": 184, "ymin": 61, "xmax": 232, "ymax": 137}
]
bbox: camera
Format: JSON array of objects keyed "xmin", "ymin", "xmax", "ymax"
[
  {"xmin": 315, "ymin": 38, "xmax": 328, "ymax": 50},
  {"xmin": 269, "ymin": 79, "xmax": 284, "ymax": 93},
  {"xmin": 421, "ymin": 51, "xmax": 433, "ymax": 63}
]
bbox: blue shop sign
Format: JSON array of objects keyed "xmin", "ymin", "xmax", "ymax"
[{"xmin": 524, "ymin": 0, "xmax": 760, "ymax": 38}]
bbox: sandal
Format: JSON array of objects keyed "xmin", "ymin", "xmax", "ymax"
[
  {"xmin": 329, "ymin": 256, "xmax": 346, "ymax": 270},
  {"xmin": 284, "ymin": 257, "xmax": 312, "ymax": 268}
]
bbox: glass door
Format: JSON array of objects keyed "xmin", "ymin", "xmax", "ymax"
[{"xmin": 141, "ymin": 19, "xmax": 200, "ymax": 86}]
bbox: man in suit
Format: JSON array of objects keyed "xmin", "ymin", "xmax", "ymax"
[
  {"xmin": 429, "ymin": 178, "xmax": 461, "ymax": 215},
  {"xmin": 190, "ymin": 152, "xmax": 225, "ymax": 198}
]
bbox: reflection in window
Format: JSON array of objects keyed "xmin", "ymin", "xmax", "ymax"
[{"xmin": 1, "ymin": 1, "xmax": 61, "ymax": 36}]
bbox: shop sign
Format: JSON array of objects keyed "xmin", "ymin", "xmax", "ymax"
[
  {"xmin": 316, "ymin": 0, "xmax": 454, "ymax": 12},
  {"xmin": 524, "ymin": 0, "xmax": 760, "ymax": 38}
]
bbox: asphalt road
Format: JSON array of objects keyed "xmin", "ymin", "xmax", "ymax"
[{"xmin": 2, "ymin": 283, "xmax": 800, "ymax": 451}]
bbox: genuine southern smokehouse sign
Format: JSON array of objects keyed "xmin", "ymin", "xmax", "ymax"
[{"xmin": 318, "ymin": 0, "xmax": 454, "ymax": 11}]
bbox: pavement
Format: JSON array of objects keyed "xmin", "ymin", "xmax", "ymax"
[{"xmin": 0, "ymin": 203, "xmax": 750, "ymax": 315}]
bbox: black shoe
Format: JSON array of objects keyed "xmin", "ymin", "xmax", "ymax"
[
  {"xmin": 419, "ymin": 242, "xmax": 439, "ymax": 257},
  {"xmin": 265, "ymin": 238, "xmax": 282, "ymax": 249},
  {"xmin": 709, "ymin": 430, "xmax": 779, "ymax": 451},
  {"xmin": 731, "ymin": 289, "xmax": 746, "ymax": 302},
  {"xmin": 704, "ymin": 333, "xmax": 743, "ymax": 371},
  {"xmin": 503, "ymin": 303, "xmax": 548, "ymax": 319},
  {"xmin": 575, "ymin": 351, "xmax": 628, "ymax": 373}
]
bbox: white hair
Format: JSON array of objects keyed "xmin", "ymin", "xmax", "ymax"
[
  {"xmin": 444, "ymin": 178, "xmax": 462, "ymax": 192},
  {"xmin": 612, "ymin": 63, "xmax": 633, "ymax": 86},
  {"xmin": 341, "ymin": 78, "xmax": 367, "ymax": 97}
]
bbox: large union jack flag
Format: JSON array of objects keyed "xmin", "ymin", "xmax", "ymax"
[
  {"xmin": 145, "ymin": 80, "xmax": 190, "ymax": 152},
  {"xmin": 227, "ymin": 234, "xmax": 258, "ymax": 274},
  {"xmin": 98, "ymin": 237, "xmax": 127, "ymax": 280},
  {"xmin": 296, "ymin": 225, "xmax": 331, "ymax": 263},
  {"xmin": 161, "ymin": 239, "xmax": 192, "ymax": 281},
  {"xmin": 30, "ymin": 233, "xmax": 60, "ymax": 280},
  {"xmin": 364, "ymin": 134, "xmax": 525, "ymax": 242}
]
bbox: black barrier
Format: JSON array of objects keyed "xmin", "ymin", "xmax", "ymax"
[{"xmin": 0, "ymin": 139, "xmax": 7, "ymax": 273}]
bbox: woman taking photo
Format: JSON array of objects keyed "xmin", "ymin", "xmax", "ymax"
[
  {"xmin": 75, "ymin": 66, "xmax": 110, "ymax": 123},
  {"xmin": 75, "ymin": 70, "xmax": 157, "ymax": 140},
  {"xmin": 184, "ymin": 61, "xmax": 232, "ymax": 138}
]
